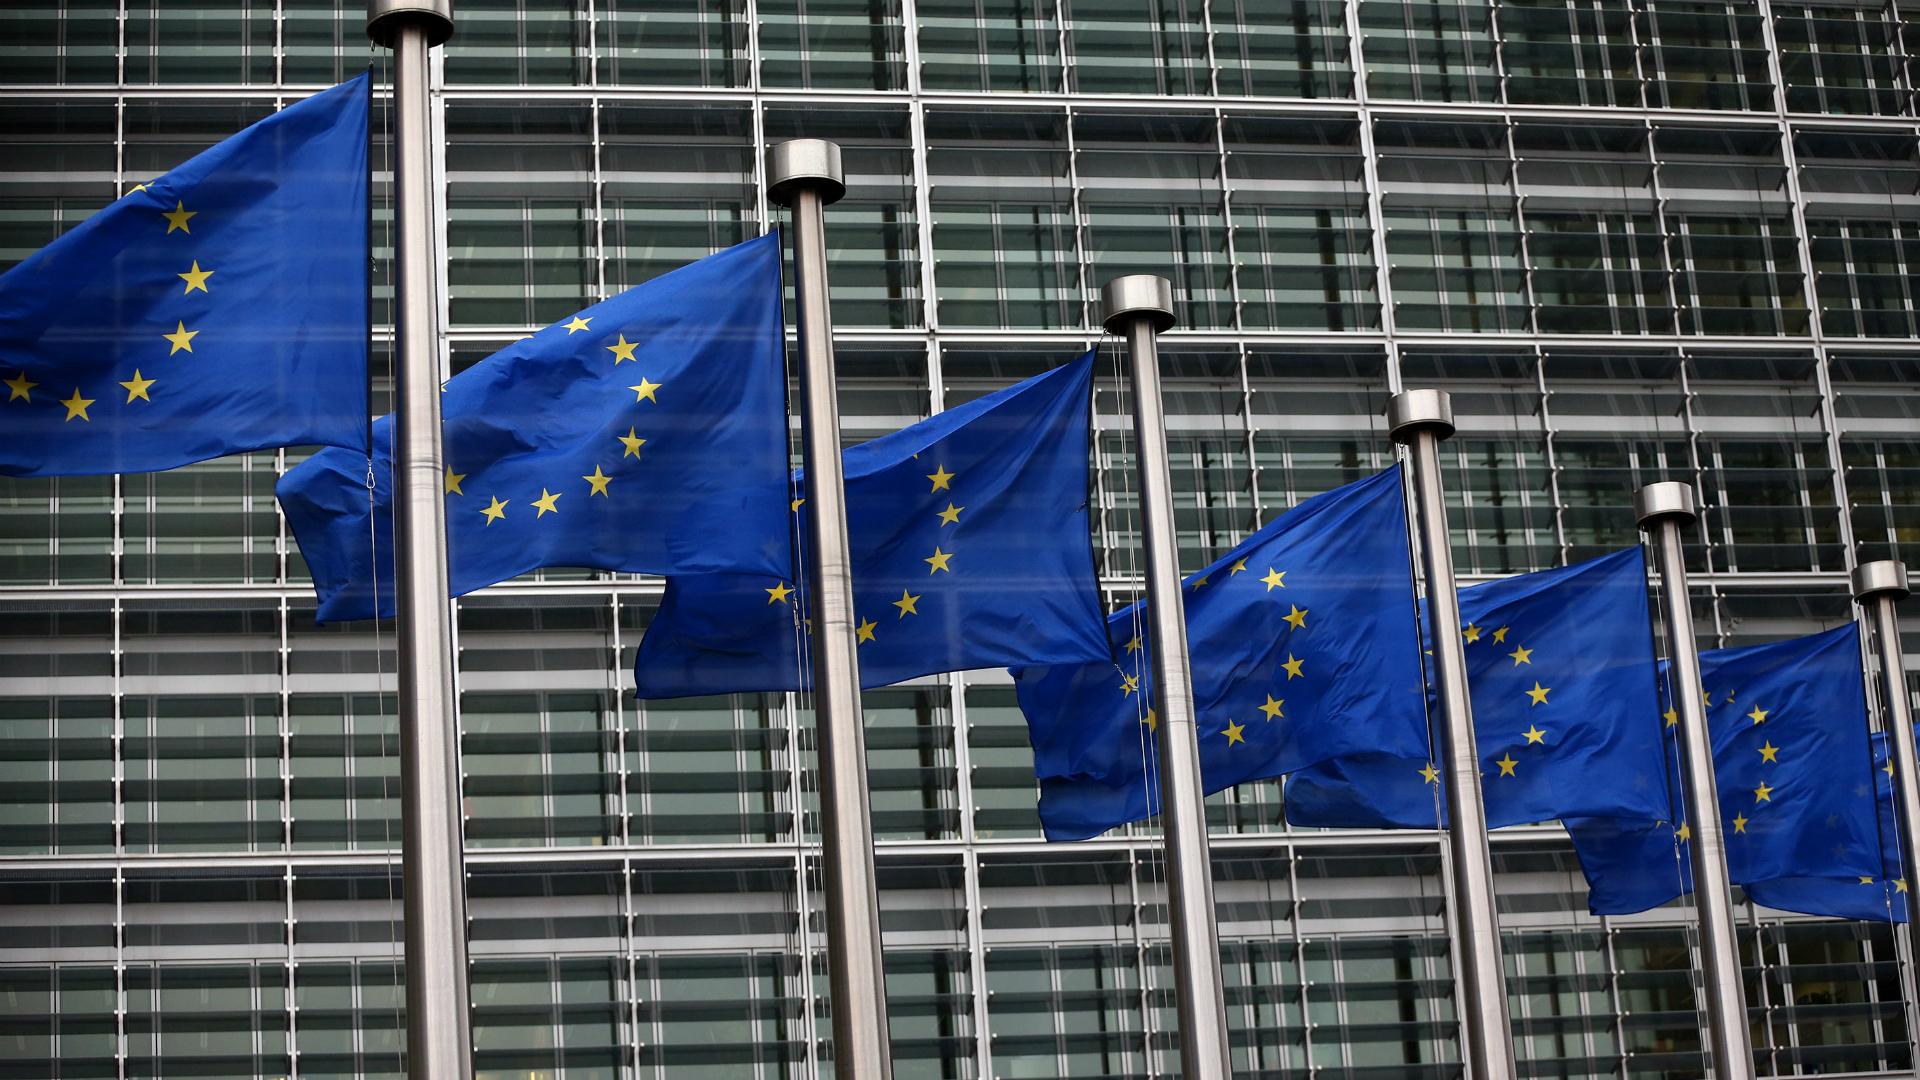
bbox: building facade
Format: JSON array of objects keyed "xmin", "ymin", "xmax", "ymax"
[{"xmin": 5, "ymin": 0, "xmax": 1920, "ymax": 1076}]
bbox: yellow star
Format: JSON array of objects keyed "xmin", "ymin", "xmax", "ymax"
[
  {"xmin": 443, "ymin": 467, "xmax": 465, "ymax": 495},
  {"xmin": 582, "ymin": 465, "xmax": 613, "ymax": 496},
  {"xmin": 1753, "ymin": 781, "xmax": 1773, "ymax": 803},
  {"xmin": 936, "ymin": 502, "xmax": 963, "ymax": 526},
  {"xmin": 1463, "ymin": 623, "xmax": 1482, "ymax": 643},
  {"xmin": 1260, "ymin": 568, "xmax": 1286, "ymax": 591},
  {"xmin": 1663, "ymin": 708, "xmax": 1679, "ymax": 728},
  {"xmin": 118, "ymin": 370, "xmax": 155, "ymax": 402},
  {"xmin": 1120, "ymin": 674, "xmax": 1140, "ymax": 697},
  {"xmin": 766, "ymin": 582, "xmax": 794, "ymax": 604},
  {"xmin": 531, "ymin": 488, "xmax": 562, "ymax": 517},
  {"xmin": 1508, "ymin": 645, "xmax": 1533, "ymax": 666},
  {"xmin": 893, "ymin": 589, "xmax": 921, "ymax": 618},
  {"xmin": 1190, "ymin": 574, "xmax": 1210, "ymax": 589},
  {"xmin": 480, "ymin": 496, "xmax": 508, "ymax": 524},
  {"xmin": 563, "ymin": 315, "xmax": 592, "ymax": 334},
  {"xmin": 791, "ymin": 497, "xmax": 806, "ymax": 512},
  {"xmin": 1494, "ymin": 753, "xmax": 1518, "ymax": 777},
  {"xmin": 1222, "ymin": 721, "xmax": 1247, "ymax": 747},
  {"xmin": 628, "ymin": 378, "xmax": 661, "ymax": 403},
  {"xmin": 1141, "ymin": 707, "xmax": 1158, "ymax": 733},
  {"xmin": 1227, "ymin": 558, "xmax": 1248, "ymax": 576},
  {"xmin": 1747, "ymin": 705, "xmax": 1768, "ymax": 725},
  {"xmin": 162, "ymin": 200, "xmax": 195, "ymax": 234},
  {"xmin": 127, "ymin": 182, "xmax": 152, "ymax": 195},
  {"xmin": 605, "ymin": 334, "xmax": 638, "ymax": 363},
  {"xmin": 5, "ymin": 371, "xmax": 37, "ymax": 402},
  {"xmin": 163, "ymin": 320, "xmax": 198, "ymax": 355},
  {"xmin": 1676, "ymin": 823, "xmax": 1692, "ymax": 842},
  {"xmin": 177, "ymin": 260, "xmax": 214, "ymax": 294},
  {"xmin": 926, "ymin": 465, "xmax": 954, "ymax": 491},
  {"xmin": 60, "ymin": 387, "xmax": 94, "ymax": 421},
  {"xmin": 1757, "ymin": 741, "xmax": 1779, "ymax": 764},
  {"xmin": 1522, "ymin": 724, "xmax": 1545, "ymax": 745},
  {"xmin": 1701, "ymin": 690, "xmax": 1712, "ymax": 707},
  {"xmin": 855, "ymin": 618, "xmax": 877, "ymax": 644},
  {"xmin": 925, "ymin": 546, "xmax": 954, "ymax": 574},
  {"xmin": 1281, "ymin": 653, "xmax": 1304, "ymax": 680},
  {"xmin": 1124, "ymin": 635, "xmax": 1142, "ymax": 653},
  {"xmin": 1732, "ymin": 813, "xmax": 1748, "ymax": 834},
  {"xmin": 1259, "ymin": 694, "xmax": 1285, "ymax": 721},
  {"xmin": 1886, "ymin": 760, "xmax": 1897, "ymax": 778},
  {"xmin": 1282, "ymin": 605, "xmax": 1308, "ymax": 631},
  {"xmin": 1899, "ymin": 878, "xmax": 1910, "ymax": 894},
  {"xmin": 1492, "ymin": 626, "xmax": 1509, "ymax": 644},
  {"xmin": 1418, "ymin": 762, "xmax": 1440, "ymax": 784},
  {"xmin": 1525, "ymin": 682, "xmax": 1550, "ymax": 706},
  {"xmin": 617, "ymin": 427, "xmax": 646, "ymax": 459},
  {"xmin": 1861, "ymin": 876, "xmax": 1877, "ymax": 886}
]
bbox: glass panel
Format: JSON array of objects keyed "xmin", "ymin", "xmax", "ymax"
[
  {"xmin": 759, "ymin": 0, "xmax": 908, "ymax": 90},
  {"xmin": 918, "ymin": 0, "xmax": 1063, "ymax": 92},
  {"xmin": 596, "ymin": 0, "xmax": 751, "ymax": 87},
  {"xmin": 1360, "ymin": 0, "xmax": 1500, "ymax": 103},
  {"xmin": 446, "ymin": 0, "xmax": 587, "ymax": 86},
  {"xmin": 1226, "ymin": 116, "xmax": 1379, "ymax": 332},
  {"xmin": 1063, "ymin": 0, "xmax": 1209, "ymax": 95},
  {"xmin": 446, "ymin": 103, "xmax": 594, "ymax": 328}
]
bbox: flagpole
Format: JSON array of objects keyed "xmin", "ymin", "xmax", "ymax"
[
  {"xmin": 1387, "ymin": 389, "xmax": 1517, "ymax": 1080},
  {"xmin": 1100, "ymin": 275, "xmax": 1232, "ymax": 1079},
  {"xmin": 1635, "ymin": 481, "xmax": 1755, "ymax": 1080},
  {"xmin": 1851, "ymin": 558, "xmax": 1920, "ymax": 1062},
  {"xmin": 365, "ymin": 4, "xmax": 470, "ymax": 1080},
  {"xmin": 766, "ymin": 138, "xmax": 895, "ymax": 1079}
]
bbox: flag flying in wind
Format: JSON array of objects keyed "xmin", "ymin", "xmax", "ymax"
[
  {"xmin": 1565, "ymin": 623, "xmax": 1883, "ymax": 915},
  {"xmin": 1743, "ymin": 732, "xmax": 1907, "ymax": 922},
  {"xmin": 278, "ymin": 233, "xmax": 791, "ymax": 622},
  {"xmin": 2, "ymin": 73, "xmax": 370, "ymax": 477},
  {"xmin": 1018, "ymin": 466, "xmax": 1429, "ymax": 842},
  {"xmin": 1283, "ymin": 548, "xmax": 1670, "ymax": 829},
  {"xmin": 632, "ymin": 352, "xmax": 1107, "ymax": 697}
]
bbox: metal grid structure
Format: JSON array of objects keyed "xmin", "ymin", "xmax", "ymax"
[{"xmin": 5, "ymin": 0, "xmax": 1920, "ymax": 1076}]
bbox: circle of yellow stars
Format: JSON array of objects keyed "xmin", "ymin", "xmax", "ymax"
[
  {"xmin": 8, "ymin": 189, "xmax": 210, "ymax": 424},
  {"xmin": 1165, "ymin": 550, "xmax": 1313, "ymax": 750},
  {"xmin": 447, "ymin": 310, "xmax": 667, "ymax": 527}
]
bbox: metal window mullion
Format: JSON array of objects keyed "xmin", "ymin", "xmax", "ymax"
[
  {"xmin": 1125, "ymin": 845, "xmax": 1156, "ymax": 1074},
  {"xmin": 114, "ymin": 863, "xmax": 127, "ymax": 1080},
  {"xmin": 1534, "ymin": 346, "xmax": 1570, "ymax": 562},
  {"xmin": 787, "ymin": 706, "xmax": 822, "ymax": 1079},
  {"xmin": 956, "ymin": 817, "xmax": 992, "ymax": 1078},
  {"xmin": 608, "ymin": 594, "xmax": 631, "ymax": 848},
  {"xmin": 618, "ymin": 856, "xmax": 639, "ymax": 1080},
  {"xmin": 1345, "ymin": 0, "xmax": 1404, "ymax": 391}
]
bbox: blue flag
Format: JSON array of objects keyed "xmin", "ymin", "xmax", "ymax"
[
  {"xmin": 1744, "ymin": 733, "xmax": 1907, "ymax": 923},
  {"xmin": 1019, "ymin": 467, "xmax": 1429, "ymax": 841},
  {"xmin": 278, "ymin": 234, "xmax": 791, "ymax": 622},
  {"xmin": 1282, "ymin": 549, "xmax": 1670, "ymax": 829},
  {"xmin": 1566, "ymin": 623, "xmax": 1883, "ymax": 915},
  {"xmin": 632, "ymin": 353, "xmax": 1107, "ymax": 696},
  {"xmin": 1, "ymin": 74, "xmax": 369, "ymax": 476}
]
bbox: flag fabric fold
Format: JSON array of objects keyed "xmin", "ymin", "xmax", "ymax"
[
  {"xmin": 1018, "ymin": 466, "xmax": 1429, "ymax": 842},
  {"xmin": 2, "ymin": 73, "xmax": 371, "ymax": 477},
  {"xmin": 1282, "ymin": 548, "xmax": 1670, "ymax": 830},
  {"xmin": 278, "ymin": 233, "xmax": 792, "ymax": 622},
  {"xmin": 1743, "ymin": 733, "xmax": 1907, "ymax": 923},
  {"xmin": 631, "ymin": 352, "xmax": 1107, "ymax": 697},
  {"xmin": 1565, "ymin": 623, "xmax": 1884, "ymax": 916}
]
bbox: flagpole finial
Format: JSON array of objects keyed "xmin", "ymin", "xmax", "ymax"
[
  {"xmin": 1100, "ymin": 275, "xmax": 1175, "ymax": 333},
  {"xmin": 767, "ymin": 139, "xmax": 845, "ymax": 208},
  {"xmin": 1853, "ymin": 560, "xmax": 1911, "ymax": 602},
  {"xmin": 367, "ymin": 0, "xmax": 452, "ymax": 47},
  {"xmin": 1385, "ymin": 388, "xmax": 1453, "ymax": 443},
  {"xmin": 1633, "ymin": 481, "xmax": 1697, "ymax": 528}
]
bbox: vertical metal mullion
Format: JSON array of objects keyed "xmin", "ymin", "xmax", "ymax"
[
  {"xmin": 1346, "ymin": 0, "xmax": 1405, "ymax": 393},
  {"xmin": 1535, "ymin": 346, "xmax": 1570, "ymax": 563},
  {"xmin": 1284, "ymin": 847, "xmax": 1315, "ymax": 1074},
  {"xmin": 608, "ymin": 594, "xmax": 632, "ymax": 852}
]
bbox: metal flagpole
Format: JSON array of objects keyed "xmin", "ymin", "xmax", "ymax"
[
  {"xmin": 765, "ymin": 138, "xmax": 895, "ymax": 1079},
  {"xmin": 364, "ymin": 3, "xmax": 470, "ymax": 1079},
  {"xmin": 1386, "ymin": 389, "xmax": 1517, "ymax": 1080},
  {"xmin": 1634, "ymin": 481, "xmax": 1755, "ymax": 1080},
  {"xmin": 1852, "ymin": 559, "xmax": 1920, "ymax": 1065},
  {"xmin": 1099, "ymin": 275, "xmax": 1232, "ymax": 1079}
]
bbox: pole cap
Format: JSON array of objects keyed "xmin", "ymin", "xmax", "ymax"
[
  {"xmin": 1853, "ymin": 560, "xmax": 1912, "ymax": 602},
  {"xmin": 1385, "ymin": 389, "xmax": 1454, "ymax": 444},
  {"xmin": 1099, "ymin": 275, "xmax": 1176, "ymax": 335},
  {"xmin": 766, "ymin": 140, "xmax": 845, "ymax": 209},
  {"xmin": 367, "ymin": 0, "xmax": 453, "ymax": 47},
  {"xmin": 1634, "ymin": 481, "xmax": 1698, "ymax": 527}
]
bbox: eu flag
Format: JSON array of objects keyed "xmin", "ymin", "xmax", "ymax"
[
  {"xmin": 1565, "ymin": 623, "xmax": 1882, "ymax": 914},
  {"xmin": 1744, "ymin": 733, "xmax": 1906, "ymax": 922},
  {"xmin": 278, "ymin": 234, "xmax": 791, "ymax": 622},
  {"xmin": 1283, "ymin": 549, "xmax": 1670, "ymax": 829},
  {"xmin": 1019, "ymin": 467, "xmax": 1428, "ymax": 842},
  {"xmin": 631, "ymin": 352, "xmax": 1107, "ymax": 696},
  {"xmin": 1, "ymin": 74, "xmax": 369, "ymax": 476}
]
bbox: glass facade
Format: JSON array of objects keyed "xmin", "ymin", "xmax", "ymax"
[{"xmin": 4, "ymin": 1, "xmax": 1920, "ymax": 1076}]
